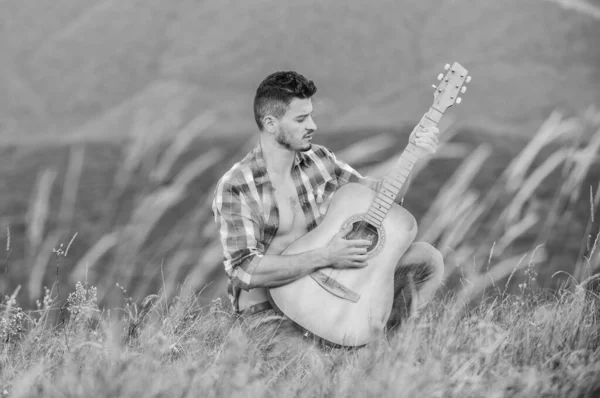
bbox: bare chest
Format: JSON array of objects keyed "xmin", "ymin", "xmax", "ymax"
[{"xmin": 270, "ymin": 179, "xmax": 308, "ymax": 247}]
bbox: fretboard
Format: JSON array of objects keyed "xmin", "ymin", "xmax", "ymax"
[{"xmin": 363, "ymin": 107, "xmax": 444, "ymax": 227}]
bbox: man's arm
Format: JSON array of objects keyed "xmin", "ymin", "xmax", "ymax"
[
  {"xmin": 213, "ymin": 181, "xmax": 370, "ymax": 291},
  {"xmin": 252, "ymin": 224, "xmax": 370, "ymax": 288},
  {"xmin": 243, "ymin": 249, "xmax": 330, "ymax": 288}
]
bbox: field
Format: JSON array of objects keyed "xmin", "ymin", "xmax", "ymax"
[
  {"xmin": 2, "ymin": 0, "xmax": 600, "ymax": 396},
  {"xmin": 1, "ymin": 104, "xmax": 600, "ymax": 397},
  {"xmin": 0, "ymin": 280, "xmax": 599, "ymax": 397}
]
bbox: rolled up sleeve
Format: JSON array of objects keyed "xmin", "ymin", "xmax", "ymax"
[{"xmin": 212, "ymin": 181, "xmax": 264, "ymax": 291}]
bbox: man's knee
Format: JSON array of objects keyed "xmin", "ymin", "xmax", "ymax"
[{"xmin": 407, "ymin": 241, "xmax": 444, "ymax": 284}]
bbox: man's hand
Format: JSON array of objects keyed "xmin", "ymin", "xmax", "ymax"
[
  {"xmin": 409, "ymin": 124, "xmax": 440, "ymax": 159},
  {"xmin": 324, "ymin": 224, "xmax": 371, "ymax": 269}
]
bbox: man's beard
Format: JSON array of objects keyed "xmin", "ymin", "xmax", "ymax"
[{"xmin": 275, "ymin": 130, "xmax": 311, "ymax": 152}]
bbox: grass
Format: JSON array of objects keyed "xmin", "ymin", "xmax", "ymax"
[{"xmin": 1, "ymin": 273, "xmax": 599, "ymax": 397}]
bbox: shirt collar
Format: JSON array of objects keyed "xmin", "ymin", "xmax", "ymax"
[
  {"xmin": 294, "ymin": 150, "xmax": 309, "ymax": 167},
  {"xmin": 252, "ymin": 141, "xmax": 310, "ymax": 185}
]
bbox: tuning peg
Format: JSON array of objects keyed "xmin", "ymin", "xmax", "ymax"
[
  {"xmin": 444, "ymin": 64, "xmax": 450, "ymax": 71},
  {"xmin": 466, "ymin": 76, "xmax": 472, "ymax": 83},
  {"xmin": 460, "ymin": 86, "xmax": 467, "ymax": 93},
  {"xmin": 437, "ymin": 73, "xmax": 444, "ymax": 81},
  {"xmin": 456, "ymin": 97, "xmax": 462, "ymax": 104},
  {"xmin": 432, "ymin": 84, "xmax": 437, "ymax": 90}
]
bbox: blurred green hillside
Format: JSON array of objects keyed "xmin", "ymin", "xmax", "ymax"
[{"xmin": 1, "ymin": 0, "xmax": 599, "ymax": 143}]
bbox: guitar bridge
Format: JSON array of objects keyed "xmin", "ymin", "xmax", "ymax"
[{"xmin": 310, "ymin": 270, "xmax": 360, "ymax": 303}]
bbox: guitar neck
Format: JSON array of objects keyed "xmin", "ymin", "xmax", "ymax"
[
  {"xmin": 363, "ymin": 107, "xmax": 444, "ymax": 227},
  {"xmin": 393, "ymin": 107, "xmax": 443, "ymax": 181}
]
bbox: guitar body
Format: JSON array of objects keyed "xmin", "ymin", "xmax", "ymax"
[{"xmin": 268, "ymin": 183, "xmax": 418, "ymax": 347}]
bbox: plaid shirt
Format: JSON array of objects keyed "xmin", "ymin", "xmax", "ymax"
[{"xmin": 212, "ymin": 140, "xmax": 382, "ymax": 311}]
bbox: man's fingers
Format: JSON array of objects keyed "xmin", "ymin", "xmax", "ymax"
[
  {"xmin": 414, "ymin": 134, "xmax": 438, "ymax": 144},
  {"xmin": 337, "ymin": 224, "xmax": 353, "ymax": 238},
  {"xmin": 414, "ymin": 139, "xmax": 437, "ymax": 154},
  {"xmin": 352, "ymin": 239, "xmax": 372, "ymax": 246},
  {"xmin": 415, "ymin": 140, "xmax": 437, "ymax": 150},
  {"xmin": 351, "ymin": 254, "xmax": 368, "ymax": 262},
  {"xmin": 421, "ymin": 127, "xmax": 440, "ymax": 136},
  {"xmin": 413, "ymin": 126, "xmax": 440, "ymax": 138},
  {"xmin": 344, "ymin": 239, "xmax": 371, "ymax": 249}
]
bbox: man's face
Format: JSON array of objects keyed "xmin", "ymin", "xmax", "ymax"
[{"xmin": 273, "ymin": 98, "xmax": 317, "ymax": 152}]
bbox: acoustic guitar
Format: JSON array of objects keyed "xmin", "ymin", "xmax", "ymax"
[{"xmin": 268, "ymin": 62, "xmax": 471, "ymax": 347}]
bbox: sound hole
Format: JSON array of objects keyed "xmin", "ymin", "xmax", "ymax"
[{"xmin": 344, "ymin": 220, "xmax": 379, "ymax": 253}]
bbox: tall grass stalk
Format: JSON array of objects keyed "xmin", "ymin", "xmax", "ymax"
[
  {"xmin": 58, "ymin": 144, "xmax": 85, "ymax": 230},
  {"xmin": 574, "ymin": 182, "xmax": 600, "ymax": 279},
  {"xmin": 26, "ymin": 169, "xmax": 56, "ymax": 257},
  {"xmin": 3, "ymin": 225, "xmax": 10, "ymax": 298}
]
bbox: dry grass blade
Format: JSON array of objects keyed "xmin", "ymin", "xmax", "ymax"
[
  {"xmin": 505, "ymin": 111, "xmax": 576, "ymax": 192},
  {"xmin": 574, "ymin": 181, "xmax": 600, "ymax": 280},
  {"xmin": 150, "ymin": 111, "xmax": 217, "ymax": 183},
  {"xmin": 418, "ymin": 145, "xmax": 492, "ymax": 237},
  {"xmin": 545, "ymin": 0, "xmax": 600, "ymax": 20},
  {"xmin": 58, "ymin": 143, "xmax": 85, "ymax": 230},
  {"xmin": 1, "ymin": 224, "xmax": 9, "ymax": 297},
  {"xmin": 496, "ymin": 211, "xmax": 540, "ymax": 254},
  {"xmin": 161, "ymin": 250, "xmax": 193, "ymax": 295},
  {"xmin": 453, "ymin": 252, "xmax": 532, "ymax": 310},
  {"xmin": 336, "ymin": 133, "xmax": 397, "ymax": 164},
  {"xmin": 504, "ymin": 149, "xmax": 568, "ymax": 225},
  {"xmin": 112, "ymin": 99, "xmax": 186, "ymax": 189},
  {"xmin": 437, "ymin": 190, "xmax": 480, "ymax": 250},
  {"xmin": 565, "ymin": 127, "xmax": 600, "ymax": 204},
  {"xmin": 114, "ymin": 108, "xmax": 154, "ymax": 189},
  {"xmin": 69, "ymin": 232, "xmax": 120, "ymax": 284},
  {"xmin": 419, "ymin": 193, "xmax": 470, "ymax": 245},
  {"xmin": 171, "ymin": 149, "xmax": 224, "ymax": 189},
  {"xmin": 2, "ymin": 285, "xmax": 21, "ymax": 313},
  {"xmin": 26, "ymin": 169, "xmax": 57, "ymax": 257},
  {"xmin": 27, "ymin": 231, "xmax": 62, "ymax": 302},
  {"xmin": 186, "ymin": 242, "xmax": 226, "ymax": 290},
  {"xmin": 441, "ymin": 205, "xmax": 487, "ymax": 259}
]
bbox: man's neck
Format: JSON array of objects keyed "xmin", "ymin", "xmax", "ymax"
[{"xmin": 260, "ymin": 135, "xmax": 296, "ymax": 180}]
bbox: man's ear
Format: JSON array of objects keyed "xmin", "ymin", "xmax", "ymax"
[{"xmin": 263, "ymin": 115, "xmax": 277, "ymax": 134}]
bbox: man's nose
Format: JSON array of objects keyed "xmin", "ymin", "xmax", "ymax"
[{"xmin": 307, "ymin": 116, "xmax": 317, "ymax": 132}]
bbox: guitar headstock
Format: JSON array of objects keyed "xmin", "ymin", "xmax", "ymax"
[{"xmin": 432, "ymin": 62, "xmax": 470, "ymax": 112}]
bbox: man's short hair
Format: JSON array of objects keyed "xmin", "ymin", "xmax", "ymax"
[{"xmin": 253, "ymin": 71, "xmax": 317, "ymax": 130}]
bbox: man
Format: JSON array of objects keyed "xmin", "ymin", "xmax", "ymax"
[{"xmin": 212, "ymin": 71, "xmax": 444, "ymax": 346}]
